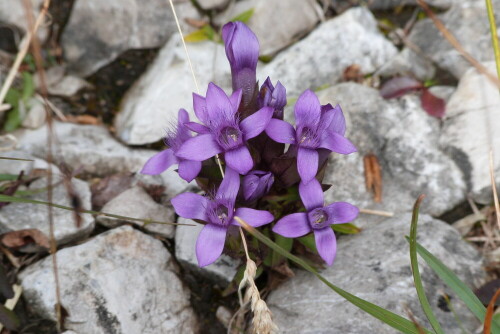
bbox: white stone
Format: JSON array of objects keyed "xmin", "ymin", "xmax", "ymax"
[
  {"xmin": 96, "ymin": 186, "xmax": 175, "ymax": 238},
  {"xmin": 115, "ymin": 36, "xmax": 231, "ymax": 145},
  {"xmin": 268, "ymin": 213, "xmax": 485, "ymax": 333},
  {"xmin": 175, "ymin": 217, "xmax": 239, "ymax": 285},
  {"xmin": 61, "ymin": 0, "xmax": 201, "ymax": 76},
  {"xmin": 22, "ymin": 98, "xmax": 46, "ymax": 129},
  {"xmin": 441, "ymin": 62, "xmax": 500, "ymax": 203},
  {"xmin": 20, "ymin": 226, "xmax": 198, "ymax": 333},
  {"xmin": 0, "ymin": 0, "xmax": 48, "ymax": 42},
  {"xmin": 247, "ymin": 0, "xmax": 321, "ymax": 56},
  {"xmin": 198, "ymin": 0, "xmax": 230, "ymax": 10},
  {"xmin": 0, "ymin": 176, "xmax": 94, "ymax": 246},
  {"xmin": 13, "ymin": 122, "xmax": 190, "ymax": 197},
  {"xmin": 260, "ymin": 7, "xmax": 397, "ymax": 97},
  {"xmin": 376, "ymin": 48, "xmax": 436, "ymax": 81},
  {"xmin": 319, "ymin": 82, "xmax": 466, "ymax": 216}
]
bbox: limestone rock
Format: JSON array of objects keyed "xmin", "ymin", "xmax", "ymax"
[
  {"xmin": 0, "ymin": 176, "xmax": 94, "ymax": 246},
  {"xmin": 268, "ymin": 213, "xmax": 485, "ymax": 333},
  {"xmin": 96, "ymin": 186, "xmax": 175, "ymax": 238},
  {"xmin": 260, "ymin": 7, "xmax": 397, "ymax": 97},
  {"xmin": 20, "ymin": 226, "xmax": 198, "ymax": 333}
]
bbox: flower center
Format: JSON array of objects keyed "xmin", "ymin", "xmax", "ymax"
[
  {"xmin": 307, "ymin": 208, "xmax": 330, "ymax": 229},
  {"xmin": 218, "ymin": 126, "xmax": 242, "ymax": 150},
  {"xmin": 298, "ymin": 127, "xmax": 319, "ymax": 148},
  {"xmin": 207, "ymin": 200, "xmax": 233, "ymax": 227}
]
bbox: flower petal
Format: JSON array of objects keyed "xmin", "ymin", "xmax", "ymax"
[
  {"xmin": 297, "ymin": 147, "xmax": 318, "ymax": 184},
  {"xmin": 299, "ymin": 179, "xmax": 324, "ymax": 211},
  {"xmin": 320, "ymin": 132, "xmax": 357, "ymax": 154},
  {"xmin": 171, "ymin": 193, "xmax": 208, "ymax": 221},
  {"xmin": 185, "ymin": 122, "xmax": 210, "ymax": 134},
  {"xmin": 196, "ymin": 224, "xmax": 228, "ymax": 267},
  {"xmin": 225, "ymin": 146, "xmax": 253, "ymax": 175},
  {"xmin": 294, "ymin": 90, "xmax": 321, "ymax": 129},
  {"xmin": 314, "ymin": 227, "xmax": 337, "ymax": 266},
  {"xmin": 233, "ymin": 208, "xmax": 274, "ymax": 227},
  {"xmin": 206, "ymin": 82, "xmax": 234, "ymax": 119},
  {"xmin": 217, "ymin": 167, "xmax": 240, "ymax": 202},
  {"xmin": 272, "ymin": 213, "xmax": 311, "ymax": 238},
  {"xmin": 193, "ymin": 93, "xmax": 208, "ymax": 123},
  {"xmin": 273, "ymin": 81, "xmax": 287, "ymax": 112},
  {"xmin": 229, "ymin": 89, "xmax": 242, "ymax": 112},
  {"xmin": 178, "ymin": 160, "xmax": 202, "ymax": 182},
  {"xmin": 176, "ymin": 134, "xmax": 222, "ymax": 161},
  {"xmin": 330, "ymin": 104, "xmax": 346, "ymax": 136},
  {"xmin": 324, "ymin": 202, "xmax": 359, "ymax": 224},
  {"xmin": 265, "ymin": 119, "xmax": 296, "ymax": 144},
  {"xmin": 141, "ymin": 149, "xmax": 178, "ymax": 175},
  {"xmin": 241, "ymin": 106, "xmax": 273, "ymax": 140}
]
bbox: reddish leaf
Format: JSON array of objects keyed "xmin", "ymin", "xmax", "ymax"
[
  {"xmin": 1, "ymin": 229, "xmax": 50, "ymax": 251},
  {"xmin": 421, "ymin": 88, "xmax": 446, "ymax": 118},
  {"xmin": 380, "ymin": 76, "xmax": 423, "ymax": 99}
]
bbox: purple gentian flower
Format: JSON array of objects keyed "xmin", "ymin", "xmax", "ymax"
[
  {"xmin": 265, "ymin": 90, "xmax": 356, "ymax": 184},
  {"xmin": 141, "ymin": 109, "xmax": 201, "ymax": 182},
  {"xmin": 258, "ymin": 77, "xmax": 287, "ymax": 119},
  {"xmin": 273, "ymin": 179, "xmax": 358, "ymax": 265},
  {"xmin": 176, "ymin": 83, "xmax": 273, "ymax": 175},
  {"xmin": 171, "ymin": 168, "xmax": 274, "ymax": 267},
  {"xmin": 242, "ymin": 170, "xmax": 274, "ymax": 202},
  {"xmin": 222, "ymin": 21, "xmax": 259, "ymax": 112}
]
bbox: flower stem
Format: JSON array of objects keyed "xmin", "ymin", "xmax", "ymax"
[{"xmin": 485, "ymin": 0, "xmax": 500, "ymax": 80}]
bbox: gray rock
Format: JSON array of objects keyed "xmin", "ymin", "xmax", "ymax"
[
  {"xmin": 247, "ymin": 0, "xmax": 321, "ymax": 56},
  {"xmin": 213, "ymin": 0, "xmax": 256, "ymax": 26},
  {"xmin": 318, "ymin": 82, "xmax": 466, "ymax": 216},
  {"xmin": 96, "ymin": 186, "xmax": 175, "ymax": 238},
  {"xmin": 0, "ymin": 176, "xmax": 94, "ymax": 246},
  {"xmin": 0, "ymin": 0, "xmax": 48, "ymax": 42},
  {"xmin": 375, "ymin": 48, "xmax": 436, "ymax": 81},
  {"xmin": 440, "ymin": 62, "xmax": 500, "ymax": 204},
  {"xmin": 22, "ymin": 98, "xmax": 46, "ymax": 129},
  {"xmin": 260, "ymin": 7, "xmax": 397, "ymax": 97},
  {"xmin": 61, "ymin": 0, "xmax": 201, "ymax": 76},
  {"xmin": 13, "ymin": 122, "xmax": 189, "ymax": 197},
  {"xmin": 198, "ymin": 0, "xmax": 230, "ymax": 10},
  {"xmin": 406, "ymin": 0, "xmax": 500, "ymax": 79},
  {"xmin": 428, "ymin": 85, "xmax": 456, "ymax": 103},
  {"xmin": 115, "ymin": 36, "xmax": 231, "ymax": 145},
  {"xmin": 268, "ymin": 213, "xmax": 485, "ymax": 334},
  {"xmin": 19, "ymin": 226, "xmax": 198, "ymax": 333},
  {"xmin": 331, "ymin": 0, "xmax": 455, "ymax": 12},
  {"xmin": 34, "ymin": 66, "xmax": 91, "ymax": 97},
  {"xmin": 175, "ymin": 217, "xmax": 239, "ymax": 285},
  {"xmin": 0, "ymin": 150, "xmax": 36, "ymax": 175}
]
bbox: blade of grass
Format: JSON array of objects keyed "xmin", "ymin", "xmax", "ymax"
[
  {"xmin": 409, "ymin": 194, "xmax": 444, "ymax": 334},
  {"xmin": 234, "ymin": 216, "xmax": 433, "ymax": 334},
  {"xmin": 484, "ymin": 288, "xmax": 500, "ymax": 334},
  {"xmin": 485, "ymin": 0, "xmax": 500, "ymax": 80},
  {"xmin": 406, "ymin": 239, "xmax": 500, "ymax": 333},
  {"xmin": 0, "ymin": 194, "xmax": 193, "ymax": 227}
]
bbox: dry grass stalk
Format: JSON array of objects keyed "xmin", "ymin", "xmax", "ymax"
[
  {"xmin": 489, "ymin": 150, "xmax": 500, "ymax": 230},
  {"xmin": 236, "ymin": 225, "xmax": 278, "ymax": 334}
]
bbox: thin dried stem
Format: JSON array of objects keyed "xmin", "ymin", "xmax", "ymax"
[
  {"xmin": 416, "ymin": 0, "xmax": 500, "ymax": 88},
  {"xmin": 359, "ymin": 208, "xmax": 394, "ymax": 217},
  {"xmin": 489, "ymin": 150, "xmax": 500, "ymax": 230}
]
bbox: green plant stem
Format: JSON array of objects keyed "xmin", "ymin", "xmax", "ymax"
[{"xmin": 485, "ymin": 0, "xmax": 500, "ymax": 80}]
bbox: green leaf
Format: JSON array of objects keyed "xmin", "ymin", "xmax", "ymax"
[
  {"xmin": 21, "ymin": 71, "xmax": 35, "ymax": 104},
  {"xmin": 0, "ymin": 174, "xmax": 22, "ymax": 181},
  {"xmin": 4, "ymin": 88, "xmax": 22, "ymax": 132},
  {"xmin": 230, "ymin": 8, "xmax": 255, "ymax": 23},
  {"xmin": 332, "ymin": 223, "xmax": 361, "ymax": 235},
  {"xmin": 184, "ymin": 28, "xmax": 209, "ymax": 43},
  {"xmin": 297, "ymin": 233, "xmax": 317, "ymax": 252},
  {"xmin": 0, "ymin": 304, "xmax": 20, "ymax": 330},
  {"xmin": 271, "ymin": 235, "xmax": 293, "ymax": 266},
  {"xmin": 408, "ymin": 237, "xmax": 500, "ymax": 333},
  {"xmin": 408, "ymin": 195, "xmax": 444, "ymax": 334},
  {"xmin": 235, "ymin": 217, "xmax": 432, "ymax": 334}
]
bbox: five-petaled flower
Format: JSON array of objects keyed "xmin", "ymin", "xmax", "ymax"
[
  {"xmin": 176, "ymin": 83, "xmax": 273, "ymax": 175},
  {"xmin": 272, "ymin": 178, "xmax": 359, "ymax": 265},
  {"xmin": 141, "ymin": 108, "xmax": 201, "ymax": 182},
  {"xmin": 265, "ymin": 90, "xmax": 356, "ymax": 184},
  {"xmin": 171, "ymin": 167, "xmax": 275, "ymax": 267}
]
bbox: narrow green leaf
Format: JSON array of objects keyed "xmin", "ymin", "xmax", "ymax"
[
  {"xmin": 332, "ymin": 223, "xmax": 361, "ymax": 234},
  {"xmin": 297, "ymin": 233, "xmax": 317, "ymax": 252},
  {"xmin": 4, "ymin": 89, "xmax": 21, "ymax": 132},
  {"xmin": 0, "ymin": 174, "xmax": 21, "ymax": 181},
  {"xmin": 184, "ymin": 29, "xmax": 209, "ymax": 43},
  {"xmin": 409, "ymin": 194, "xmax": 444, "ymax": 334},
  {"xmin": 21, "ymin": 71, "xmax": 34, "ymax": 104},
  {"xmin": 230, "ymin": 8, "xmax": 255, "ymax": 23},
  {"xmin": 407, "ymin": 238, "xmax": 500, "ymax": 333},
  {"xmin": 271, "ymin": 235, "xmax": 293, "ymax": 266},
  {"xmin": 0, "ymin": 194, "xmax": 190, "ymax": 227},
  {"xmin": 0, "ymin": 304, "xmax": 20, "ymax": 330},
  {"xmin": 235, "ymin": 217, "xmax": 432, "ymax": 334}
]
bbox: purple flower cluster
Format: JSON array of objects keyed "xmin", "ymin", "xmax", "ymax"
[{"xmin": 142, "ymin": 21, "xmax": 359, "ymax": 267}]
